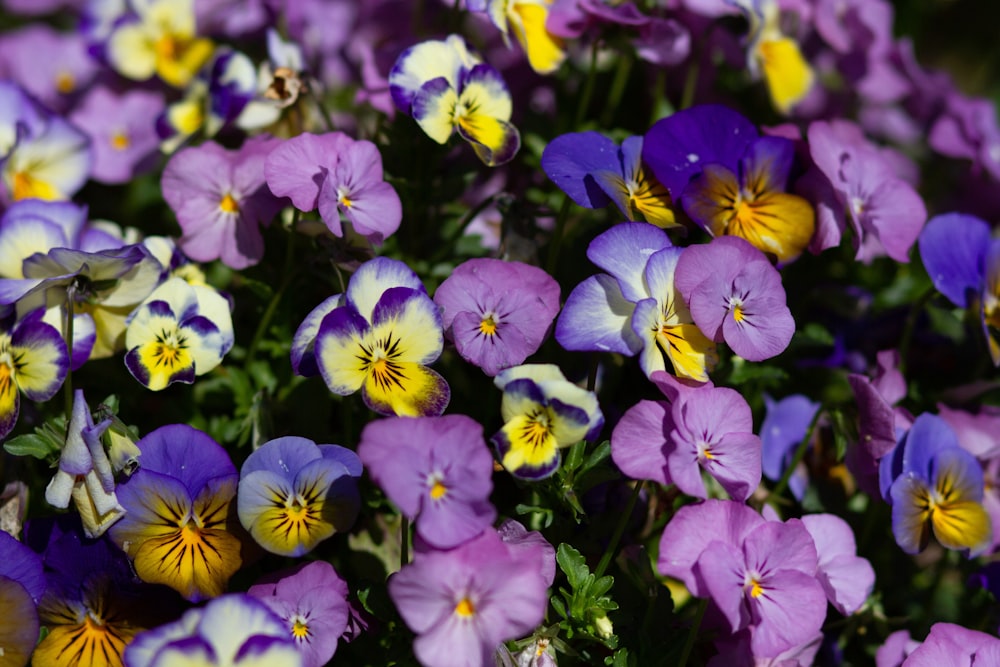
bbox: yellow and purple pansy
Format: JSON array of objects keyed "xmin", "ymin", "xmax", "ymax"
[
  {"xmin": 0, "ymin": 307, "xmax": 68, "ymax": 440},
  {"xmin": 237, "ymin": 436, "xmax": 361, "ymax": 558},
  {"xmin": 389, "ymin": 35, "xmax": 520, "ymax": 167},
  {"xmin": 492, "ymin": 364, "xmax": 604, "ymax": 480},
  {"xmin": 124, "ymin": 277, "xmax": 233, "ymax": 391},
  {"xmin": 109, "ymin": 424, "xmax": 245, "ymax": 602},
  {"xmin": 299, "ymin": 257, "xmax": 450, "ymax": 417}
]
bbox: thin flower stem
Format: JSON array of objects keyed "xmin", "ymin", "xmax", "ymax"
[
  {"xmin": 768, "ymin": 403, "xmax": 825, "ymax": 503},
  {"xmin": 309, "ymin": 87, "xmax": 336, "ymax": 132},
  {"xmin": 600, "ymin": 50, "xmax": 633, "ymax": 127},
  {"xmin": 63, "ymin": 284, "xmax": 76, "ymax": 419},
  {"xmin": 431, "ymin": 193, "xmax": 500, "ymax": 263},
  {"xmin": 574, "ymin": 40, "xmax": 601, "ymax": 128},
  {"xmin": 594, "ymin": 481, "xmax": 643, "ymax": 579},
  {"xmin": 677, "ymin": 598, "xmax": 707, "ymax": 667},
  {"xmin": 897, "ymin": 285, "xmax": 936, "ymax": 376},
  {"xmin": 245, "ymin": 219, "xmax": 298, "ymax": 368},
  {"xmin": 545, "ymin": 196, "xmax": 572, "ymax": 276}
]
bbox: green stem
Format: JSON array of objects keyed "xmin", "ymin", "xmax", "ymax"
[
  {"xmin": 545, "ymin": 196, "xmax": 572, "ymax": 276},
  {"xmin": 679, "ymin": 52, "xmax": 701, "ymax": 111},
  {"xmin": 431, "ymin": 193, "xmax": 500, "ymax": 263},
  {"xmin": 594, "ymin": 481, "xmax": 643, "ymax": 579},
  {"xmin": 768, "ymin": 403, "xmax": 824, "ymax": 503},
  {"xmin": 310, "ymin": 87, "xmax": 336, "ymax": 132},
  {"xmin": 63, "ymin": 284, "xmax": 76, "ymax": 419},
  {"xmin": 677, "ymin": 598, "xmax": 707, "ymax": 667},
  {"xmin": 897, "ymin": 285, "xmax": 936, "ymax": 376},
  {"xmin": 649, "ymin": 68, "xmax": 669, "ymax": 126},
  {"xmin": 245, "ymin": 222, "xmax": 297, "ymax": 368},
  {"xmin": 600, "ymin": 50, "xmax": 633, "ymax": 127},
  {"xmin": 574, "ymin": 40, "xmax": 601, "ymax": 128}
]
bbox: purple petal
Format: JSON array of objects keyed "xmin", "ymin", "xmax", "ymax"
[
  {"xmin": 263, "ymin": 132, "xmax": 353, "ymax": 211},
  {"xmin": 586, "ymin": 222, "xmax": 671, "ymax": 302},
  {"xmin": 240, "ymin": 436, "xmax": 324, "ymax": 480},
  {"xmin": 721, "ymin": 295, "xmax": 795, "ymax": 361},
  {"xmin": 132, "ymin": 424, "xmax": 236, "ymax": 497},
  {"xmin": 918, "ymin": 213, "xmax": 989, "ymax": 308},
  {"xmin": 801, "ymin": 514, "xmax": 874, "ymax": 615},
  {"xmin": 540, "ymin": 131, "xmax": 619, "ymax": 208},
  {"xmin": 748, "ymin": 568, "xmax": 828, "ymax": 658},
  {"xmin": 555, "ymin": 274, "xmax": 642, "ymax": 355},
  {"xmin": 610, "ymin": 400, "xmax": 673, "ymax": 485}
]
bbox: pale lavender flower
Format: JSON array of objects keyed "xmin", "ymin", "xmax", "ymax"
[
  {"xmin": 0, "ymin": 24, "xmax": 97, "ymax": 113},
  {"xmin": 901, "ymin": 623, "xmax": 1000, "ymax": 666}
]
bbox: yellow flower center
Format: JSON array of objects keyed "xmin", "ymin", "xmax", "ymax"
[
  {"xmin": 11, "ymin": 171, "xmax": 58, "ymax": 201},
  {"xmin": 292, "ymin": 618, "xmax": 310, "ymax": 639},
  {"xmin": 479, "ymin": 315, "xmax": 497, "ymax": 336},
  {"xmin": 219, "ymin": 193, "xmax": 240, "ymax": 214},
  {"xmin": 56, "ymin": 71, "xmax": 75, "ymax": 94},
  {"xmin": 454, "ymin": 597, "xmax": 476, "ymax": 617},
  {"xmin": 111, "ymin": 132, "xmax": 131, "ymax": 151},
  {"xmin": 429, "ymin": 479, "xmax": 447, "ymax": 500},
  {"xmin": 155, "ymin": 34, "xmax": 178, "ymax": 61},
  {"xmin": 747, "ymin": 578, "xmax": 764, "ymax": 598},
  {"xmin": 732, "ymin": 304, "xmax": 744, "ymax": 323}
]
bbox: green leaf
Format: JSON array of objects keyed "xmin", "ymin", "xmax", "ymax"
[
  {"xmin": 557, "ymin": 543, "xmax": 590, "ymax": 590},
  {"xmin": 4, "ymin": 433, "xmax": 60, "ymax": 460}
]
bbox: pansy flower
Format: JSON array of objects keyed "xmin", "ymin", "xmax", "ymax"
[
  {"xmin": 305, "ymin": 257, "xmax": 450, "ymax": 417},
  {"xmin": 643, "ymin": 104, "xmax": 815, "ymax": 263},
  {"xmin": 248, "ymin": 561, "xmax": 351, "ymax": 667},
  {"xmin": 237, "ymin": 436, "xmax": 362, "ymax": 557},
  {"xmin": 0, "ymin": 24, "xmax": 98, "ymax": 113},
  {"xmin": 110, "ymin": 424, "xmax": 245, "ymax": 602},
  {"xmin": 556, "ymin": 223, "xmax": 718, "ymax": 382},
  {"xmin": 611, "ymin": 372, "xmax": 762, "ymax": 501},
  {"xmin": 264, "ymin": 132, "xmax": 402, "ymax": 244},
  {"xmin": 675, "ymin": 235, "xmax": 795, "ymax": 362},
  {"xmin": 162, "ymin": 135, "xmax": 283, "ymax": 270},
  {"xmin": 879, "ymin": 413, "xmax": 992, "ymax": 556},
  {"xmin": 0, "ymin": 308, "xmax": 68, "ymax": 440},
  {"xmin": 124, "ymin": 277, "xmax": 233, "ymax": 390},
  {"xmin": 105, "ymin": 0, "xmax": 215, "ymax": 88},
  {"xmin": 541, "ymin": 132, "xmax": 676, "ymax": 228},
  {"xmin": 469, "ymin": 0, "xmax": 566, "ymax": 74},
  {"xmin": 389, "ymin": 527, "xmax": 550, "ymax": 667},
  {"xmin": 0, "ymin": 529, "xmax": 45, "ymax": 667},
  {"xmin": 358, "ymin": 414, "xmax": 496, "ymax": 549},
  {"xmin": 124, "ymin": 594, "xmax": 303, "ymax": 667},
  {"xmin": 389, "ymin": 35, "xmax": 520, "ymax": 167},
  {"xmin": 44, "ymin": 390, "xmax": 125, "ymax": 538},
  {"xmin": 433, "ymin": 258, "xmax": 561, "ymax": 376},
  {"xmin": 1, "ymin": 110, "xmax": 92, "ymax": 204},
  {"xmin": 492, "ymin": 364, "xmax": 604, "ymax": 480},
  {"xmin": 918, "ymin": 212, "xmax": 1000, "ymax": 365}
]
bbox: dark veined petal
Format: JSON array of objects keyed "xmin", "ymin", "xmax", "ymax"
[
  {"xmin": 362, "ymin": 361, "xmax": 450, "ymax": 417},
  {"xmin": 9, "ymin": 313, "xmax": 67, "ymax": 401}
]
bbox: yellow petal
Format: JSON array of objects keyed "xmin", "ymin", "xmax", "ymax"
[{"xmin": 757, "ymin": 37, "xmax": 814, "ymax": 114}]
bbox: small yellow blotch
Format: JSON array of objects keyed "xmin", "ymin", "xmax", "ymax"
[
  {"xmin": 748, "ymin": 579, "xmax": 764, "ymax": 598},
  {"xmin": 732, "ymin": 305, "xmax": 744, "ymax": 323},
  {"xmin": 429, "ymin": 480, "xmax": 447, "ymax": 500},
  {"xmin": 339, "ymin": 194, "xmax": 353, "ymax": 208},
  {"xmin": 702, "ymin": 447, "xmax": 714, "ymax": 460},
  {"xmin": 56, "ymin": 71, "xmax": 75, "ymax": 94},
  {"xmin": 454, "ymin": 597, "xmax": 475, "ymax": 617},
  {"xmin": 111, "ymin": 132, "xmax": 130, "ymax": 151},
  {"xmin": 292, "ymin": 619, "xmax": 309, "ymax": 639},
  {"xmin": 156, "ymin": 35, "xmax": 178, "ymax": 61},
  {"xmin": 219, "ymin": 193, "xmax": 240, "ymax": 214},
  {"xmin": 11, "ymin": 171, "xmax": 57, "ymax": 201},
  {"xmin": 479, "ymin": 315, "xmax": 497, "ymax": 336}
]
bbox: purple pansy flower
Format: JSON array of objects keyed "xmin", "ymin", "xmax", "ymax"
[
  {"xmin": 0, "ymin": 308, "xmax": 68, "ymax": 440},
  {"xmin": 237, "ymin": 436, "xmax": 362, "ymax": 557},
  {"xmin": 0, "ymin": 529, "xmax": 44, "ymax": 667},
  {"xmin": 612, "ymin": 372, "xmax": 762, "ymax": 501},
  {"xmin": 161, "ymin": 135, "xmax": 284, "ymax": 270},
  {"xmin": 433, "ymin": 258, "xmax": 560, "ymax": 376},
  {"xmin": 918, "ymin": 212, "xmax": 1000, "ymax": 365},
  {"xmin": 675, "ymin": 235, "xmax": 795, "ymax": 362},
  {"xmin": 879, "ymin": 413, "xmax": 991, "ymax": 556},
  {"xmin": 901, "ymin": 623, "xmax": 1000, "ymax": 666},
  {"xmin": 642, "ymin": 104, "xmax": 815, "ymax": 263},
  {"xmin": 248, "ymin": 561, "xmax": 351, "ymax": 667},
  {"xmin": 760, "ymin": 394, "xmax": 821, "ymax": 500},
  {"xmin": 806, "ymin": 118, "xmax": 927, "ymax": 263},
  {"xmin": 541, "ymin": 132, "xmax": 676, "ymax": 228},
  {"xmin": 264, "ymin": 131, "xmax": 402, "ymax": 243},
  {"xmin": 389, "ymin": 527, "xmax": 549, "ymax": 667},
  {"xmin": 0, "ymin": 24, "xmax": 97, "ymax": 113},
  {"xmin": 358, "ymin": 414, "xmax": 495, "ymax": 549},
  {"xmin": 800, "ymin": 514, "xmax": 875, "ymax": 615}
]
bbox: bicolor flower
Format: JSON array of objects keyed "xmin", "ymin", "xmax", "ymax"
[
  {"xmin": 105, "ymin": 0, "xmax": 215, "ymax": 88},
  {"xmin": 389, "ymin": 35, "xmax": 520, "ymax": 166},
  {"xmin": 237, "ymin": 436, "xmax": 361, "ymax": 557},
  {"xmin": 611, "ymin": 372, "xmax": 762, "ymax": 501},
  {"xmin": 307, "ymin": 257, "xmax": 450, "ymax": 417},
  {"xmin": 0, "ymin": 529, "xmax": 45, "ymax": 667},
  {"xmin": 264, "ymin": 132, "xmax": 402, "ymax": 244},
  {"xmin": 0, "ymin": 200, "xmax": 86, "ymax": 280},
  {"xmin": 880, "ymin": 413, "xmax": 992, "ymax": 556},
  {"xmin": 45, "ymin": 390, "xmax": 125, "ymax": 538},
  {"xmin": 433, "ymin": 258, "xmax": 561, "ymax": 376},
  {"xmin": 556, "ymin": 223, "xmax": 718, "ymax": 382},
  {"xmin": 358, "ymin": 414, "xmax": 496, "ymax": 549},
  {"xmin": 492, "ymin": 364, "xmax": 603, "ymax": 480},
  {"xmin": 388, "ymin": 528, "xmax": 550, "ymax": 667},
  {"xmin": 643, "ymin": 104, "xmax": 815, "ymax": 263},
  {"xmin": 162, "ymin": 135, "xmax": 284, "ymax": 270},
  {"xmin": 675, "ymin": 235, "xmax": 795, "ymax": 362},
  {"xmin": 1, "ymin": 111, "xmax": 91, "ymax": 204},
  {"xmin": 541, "ymin": 132, "xmax": 677, "ymax": 228},
  {"xmin": 658, "ymin": 500, "xmax": 828, "ymax": 658},
  {"xmin": 247, "ymin": 561, "xmax": 351, "ymax": 667},
  {"xmin": 124, "ymin": 277, "xmax": 232, "ymax": 390},
  {"xmin": 918, "ymin": 212, "xmax": 1000, "ymax": 365},
  {"xmin": 0, "ymin": 244, "xmax": 163, "ymax": 363},
  {"xmin": 731, "ymin": 0, "xmax": 815, "ymax": 114},
  {"xmin": 0, "ymin": 308, "xmax": 68, "ymax": 439},
  {"xmin": 807, "ymin": 119, "xmax": 927, "ymax": 262},
  {"xmin": 124, "ymin": 594, "xmax": 303, "ymax": 667},
  {"xmin": 110, "ymin": 424, "xmax": 245, "ymax": 602},
  {"xmin": 469, "ymin": 0, "xmax": 566, "ymax": 74}
]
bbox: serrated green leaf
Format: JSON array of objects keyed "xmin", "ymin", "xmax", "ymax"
[
  {"xmin": 4, "ymin": 433, "xmax": 60, "ymax": 460},
  {"xmin": 557, "ymin": 543, "xmax": 590, "ymax": 590}
]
